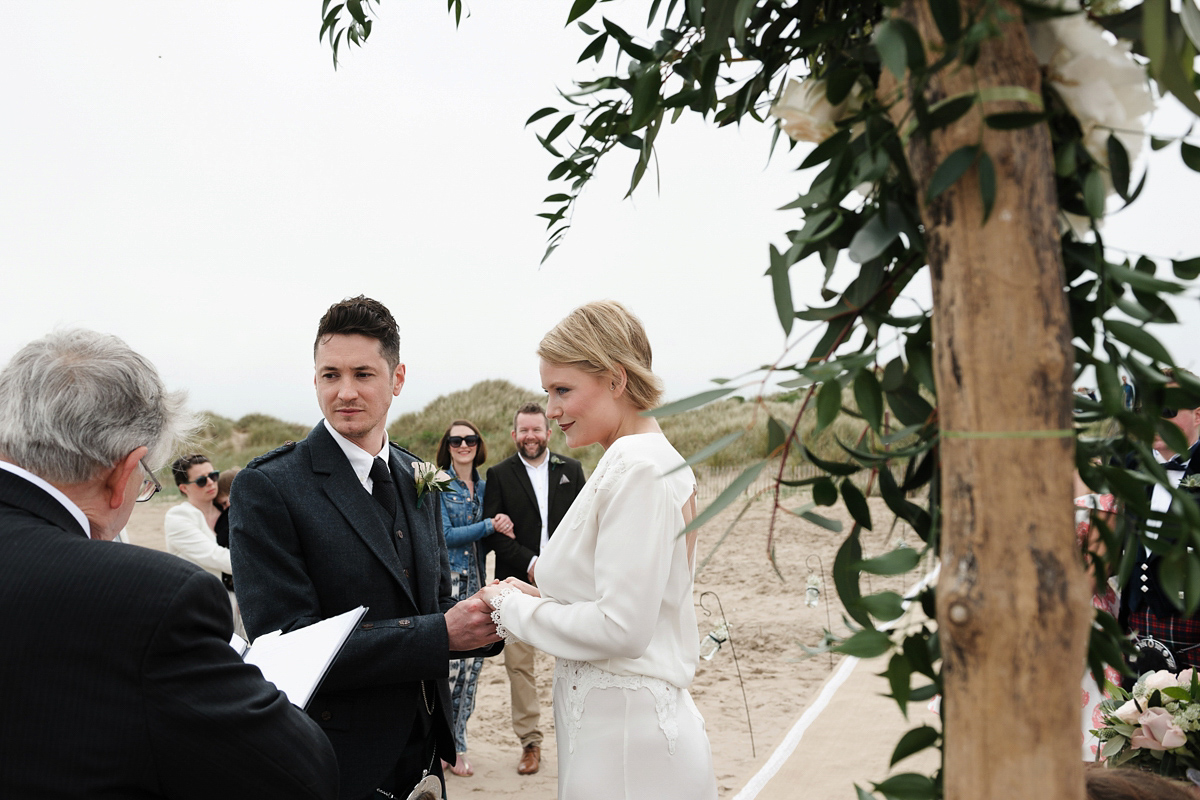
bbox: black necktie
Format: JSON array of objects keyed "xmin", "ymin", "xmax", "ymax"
[{"xmin": 369, "ymin": 457, "xmax": 397, "ymax": 517}]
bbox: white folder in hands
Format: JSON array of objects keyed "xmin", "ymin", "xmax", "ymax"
[{"xmin": 230, "ymin": 605, "xmax": 367, "ymax": 710}]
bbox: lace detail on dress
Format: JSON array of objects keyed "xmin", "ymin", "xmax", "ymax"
[
  {"xmin": 489, "ymin": 587, "xmax": 519, "ymax": 643},
  {"xmin": 553, "ymin": 658, "xmax": 680, "ymax": 755}
]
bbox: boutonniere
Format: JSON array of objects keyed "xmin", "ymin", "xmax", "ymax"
[
  {"xmin": 411, "ymin": 462, "xmax": 453, "ymax": 508},
  {"xmin": 1181, "ymin": 474, "xmax": 1200, "ymax": 489},
  {"xmin": 550, "ymin": 454, "xmax": 565, "ymax": 467}
]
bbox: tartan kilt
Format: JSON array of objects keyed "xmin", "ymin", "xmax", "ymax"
[{"xmin": 1129, "ymin": 607, "xmax": 1200, "ymax": 670}]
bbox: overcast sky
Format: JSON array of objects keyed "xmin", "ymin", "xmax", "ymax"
[{"xmin": 2, "ymin": 1, "xmax": 1198, "ymax": 427}]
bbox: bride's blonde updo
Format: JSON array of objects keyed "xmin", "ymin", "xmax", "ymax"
[{"xmin": 537, "ymin": 300, "xmax": 664, "ymax": 411}]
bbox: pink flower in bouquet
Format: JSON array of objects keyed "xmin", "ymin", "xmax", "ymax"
[
  {"xmin": 1143, "ymin": 670, "xmax": 1180, "ymax": 692},
  {"xmin": 1114, "ymin": 698, "xmax": 1143, "ymax": 725},
  {"xmin": 1130, "ymin": 707, "xmax": 1186, "ymax": 751},
  {"xmin": 1177, "ymin": 668, "xmax": 1196, "ymax": 687}
]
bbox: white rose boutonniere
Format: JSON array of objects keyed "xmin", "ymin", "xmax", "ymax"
[
  {"xmin": 412, "ymin": 461, "xmax": 453, "ymax": 508},
  {"xmin": 549, "ymin": 454, "xmax": 565, "ymax": 467},
  {"xmin": 1180, "ymin": 474, "xmax": 1200, "ymax": 490}
]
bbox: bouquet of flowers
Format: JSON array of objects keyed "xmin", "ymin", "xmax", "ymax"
[{"xmin": 1093, "ymin": 669, "xmax": 1200, "ymax": 776}]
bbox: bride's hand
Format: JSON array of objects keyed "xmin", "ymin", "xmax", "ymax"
[{"xmin": 503, "ymin": 576, "xmax": 541, "ymax": 598}]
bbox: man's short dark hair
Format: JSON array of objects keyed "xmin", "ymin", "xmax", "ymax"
[
  {"xmin": 314, "ymin": 296, "xmax": 401, "ymax": 371},
  {"xmin": 513, "ymin": 402, "xmax": 548, "ymax": 431}
]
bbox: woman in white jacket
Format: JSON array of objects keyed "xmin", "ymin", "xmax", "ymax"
[
  {"xmin": 165, "ymin": 454, "xmax": 243, "ymax": 635},
  {"xmin": 481, "ymin": 301, "xmax": 717, "ymax": 800}
]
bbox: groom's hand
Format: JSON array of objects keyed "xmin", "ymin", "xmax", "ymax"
[{"xmin": 445, "ymin": 596, "xmax": 500, "ymax": 651}]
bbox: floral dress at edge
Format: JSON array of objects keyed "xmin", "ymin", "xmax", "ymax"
[
  {"xmin": 438, "ymin": 468, "xmax": 494, "ymax": 757},
  {"xmin": 492, "ymin": 433, "xmax": 717, "ymax": 800},
  {"xmin": 1077, "ymin": 492, "xmax": 1122, "ymax": 761}
]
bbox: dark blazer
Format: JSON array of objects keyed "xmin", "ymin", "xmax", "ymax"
[
  {"xmin": 482, "ymin": 451, "xmax": 586, "ymax": 581},
  {"xmin": 0, "ymin": 468, "xmax": 337, "ymax": 800},
  {"xmin": 1125, "ymin": 442, "xmax": 1200, "ymax": 620},
  {"xmin": 230, "ymin": 422, "xmax": 500, "ymax": 800}
]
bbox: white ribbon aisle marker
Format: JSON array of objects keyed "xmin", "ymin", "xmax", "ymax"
[{"xmin": 731, "ymin": 566, "xmax": 941, "ymax": 800}]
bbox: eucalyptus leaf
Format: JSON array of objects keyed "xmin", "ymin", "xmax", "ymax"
[
  {"xmin": 682, "ymin": 460, "xmax": 767, "ymax": 533},
  {"xmin": 874, "ymin": 19, "xmax": 908, "ymax": 79},
  {"xmin": 1104, "ymin": 319, "xmax": 1173, "ymax": 364},
  {"xmin": 854, "ymin": 369, "xmax": 884, "ymax": 432},
  {"xmin": 644, "ymin": 386, "xmax": 737, "ymax": 416},
  {"xmin": 1108, "ymin": 134, "xmax": 1132, "ymax": 200},
  {"xmin": 984, "ymin": 111, "xmax": 1048, "ymax": 130},
  {"xmin": 862, "ymin": 591, "xmax": 906, "ymax": 622},
  {"xmin": 842, "ymin": 479, "xmax": 873, "ymax": 530},
  {"xmin": 1084, "ymin": 169, "xmax": 1106, "ymax": 219},
  {"xmin": 817, "ymin": 380, "xmax": 842, "ymax": 433},
  {"xmin": 666, "ymin": 430, "xmax": 744, "ymax": 473},
  {"xmin": 835, "ymin": 628, "xmax": 893, "ymax": 658},
  {"xmin": 890, "ymin": 726, "xmax": 938, "ymax": 766},
  {"xmin": 767, "ymin": 415, "xmax": 787, "ymax": 456},
  {"xmin": 855, "ymin": 546, "xmax": 920, "ymax": 575},
  {"xmin": 768, "ymin": 245, "xmax": 795, "ymax": 337},
  {"xmin": 978, "ymin": 151, "xmax": 996, "ymax": 224},
  {"xmin": 1182, "ymin": 142, "xmax": 1200, "ymax": 173},
  {"xmin": 812, "ymin": 477, "xmax": 838, "ymax": 506},
  {"xmin": 927, "ymin": 145, "xmax": 977, "ymax": 202}
]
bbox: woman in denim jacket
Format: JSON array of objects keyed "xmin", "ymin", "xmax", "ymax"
[{"xmin": 435, "ymin": 419, "xmax": 514, "ymax": 777}]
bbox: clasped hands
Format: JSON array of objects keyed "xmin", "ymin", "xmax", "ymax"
[{"xmin": 445, "ymin": 577, "xmax": 541, "ymax": 651}]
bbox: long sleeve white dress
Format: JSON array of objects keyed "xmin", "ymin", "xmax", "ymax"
[{"xmin": 495, "ymin": 433, "xmax": 717, "ymax": 800}]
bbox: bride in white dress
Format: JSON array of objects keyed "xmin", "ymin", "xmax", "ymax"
[{"xmin": 480, "ymin": 300, "xmax": 718, "ymax": 800}]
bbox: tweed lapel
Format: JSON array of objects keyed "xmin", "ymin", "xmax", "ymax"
[
  {"xmin": 308, "ymin": 424, "xmax": 406, "ymax": 590},
  {"xmin": 0, "ymin": 468, "xmax": 88, "ymax": 538},
  {"xmin": 389, "ymin": 448, "xmax": 431, "ymax": 612}
]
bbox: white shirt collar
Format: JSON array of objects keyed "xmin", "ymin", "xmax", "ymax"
[
  {"xmin": 323, "ymin": 418, "xmax": 390, "ymax": 487},
  {"xmin": 519, "ymin": 453, "xmax": 549, "ymax": 472},
  {"xmin": 0, "ymin": 460, "xmax": 92, "ymax": 538}
]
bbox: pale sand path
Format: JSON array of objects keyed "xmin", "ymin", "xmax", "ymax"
[{"xmin": 126, "ymin": 492, "xmax": 931, "ymax": 799}]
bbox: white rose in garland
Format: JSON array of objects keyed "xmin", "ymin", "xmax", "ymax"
[
  {"xmin": 1027, "ymin": 12, "xmax": 1154, "ymax": 178},
  {"xmin": 770, "ymin": 77, "xmax": 864, "ymax": 144}
]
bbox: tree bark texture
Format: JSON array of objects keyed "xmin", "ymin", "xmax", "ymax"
[{"xmin": 882, "ymin": 3, "xmax": 1089, "ymax": 799}]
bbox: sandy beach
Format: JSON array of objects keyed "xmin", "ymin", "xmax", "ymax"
[{"xmin": 127, "ymin": 489, "xmax": 923, "ymax": 798}]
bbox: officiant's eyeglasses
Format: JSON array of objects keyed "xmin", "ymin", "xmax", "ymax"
[
  {"xmin": 447, "ymin": 435, "xmax": 481, "ymax": 448},
  {"xmin": 185, "ymin": 471, "xmax": 221, "ymax": 488},
  {"xmin": 136, "ymin": 460, "xmax": 162, "ymax": 503}
]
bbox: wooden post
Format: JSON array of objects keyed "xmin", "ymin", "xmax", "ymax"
[{"xmin": 882, "ymin": 2, "xmax": 1091, "ymax": 798}]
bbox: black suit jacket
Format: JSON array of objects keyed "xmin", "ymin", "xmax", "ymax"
[
  {"xmin": 482, "ymin": 451, "xmax": 586, "ymax": 581},
  {"xmin": 230, "ymin": 422, "xmax": 500, "ymax": 799},
  {"xmin": 1125, "ymin": 442, "xmax": 1200, "ymax": 620},
  {"xmin": 0, "ymin": 468, "xmax": 337, "ymax": 799}
]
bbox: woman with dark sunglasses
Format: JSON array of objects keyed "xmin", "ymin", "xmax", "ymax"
[
  {"xmin": 165, "ymin": 453, "xmax": 244, "ymax": 635},
  {"xmin": 434, "ymin": 420, "xmax": 514, "ymax": 778}
]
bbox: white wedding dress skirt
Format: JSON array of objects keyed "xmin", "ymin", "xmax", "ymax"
[{"xmin": 553, "ymin": 659, "xmax": 718, "ymax": 800}]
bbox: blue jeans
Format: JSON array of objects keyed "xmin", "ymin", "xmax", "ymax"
[{"xmin": 447, "ymin": 549, "xmax": 484, "ymax": 754}]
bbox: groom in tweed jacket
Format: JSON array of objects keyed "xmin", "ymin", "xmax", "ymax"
[{"xmin": 231, "ymin": 296, "xmax": 502, "ymax": 800}]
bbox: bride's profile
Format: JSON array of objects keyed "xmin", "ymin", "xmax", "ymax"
[{"xmin": 480, "ymin": 300, "xmax": 718, "ymax": 799}]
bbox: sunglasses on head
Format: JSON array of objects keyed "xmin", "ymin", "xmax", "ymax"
[
  {"xmin": 447, "ymin": 435, "xmax": 481, "ymax": 448},
  {"xmin": 186, "ymin": 471, "xmax": 220, "ymax": 488}
]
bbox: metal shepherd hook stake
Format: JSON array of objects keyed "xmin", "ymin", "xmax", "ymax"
[{"xmin": 698, "ymin": 590, "xmax": 755, "ymax": 757}]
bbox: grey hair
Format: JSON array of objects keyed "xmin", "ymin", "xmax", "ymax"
[{"xmin": 0, "ymin": 329, "xmax": 199, "ymax": 484}]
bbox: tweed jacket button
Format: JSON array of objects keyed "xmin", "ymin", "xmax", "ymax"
[
  {"xmin": 320, "ymin": 711, "xmax": 332, "ymax": 721},
  {"xmin": 361, "ymin": 622, "xmax": 375, "ymax": 629},
  {"xmin": 403, "ymin": 569, "xmax": 410, "ymax": 578},
  {"xmin": 397, "ymin": 619, "xmax": 411, "ymax": 628},
  {"xmin": 396, "ymin": 530, "xmax": 404, "ymax": 539}
]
